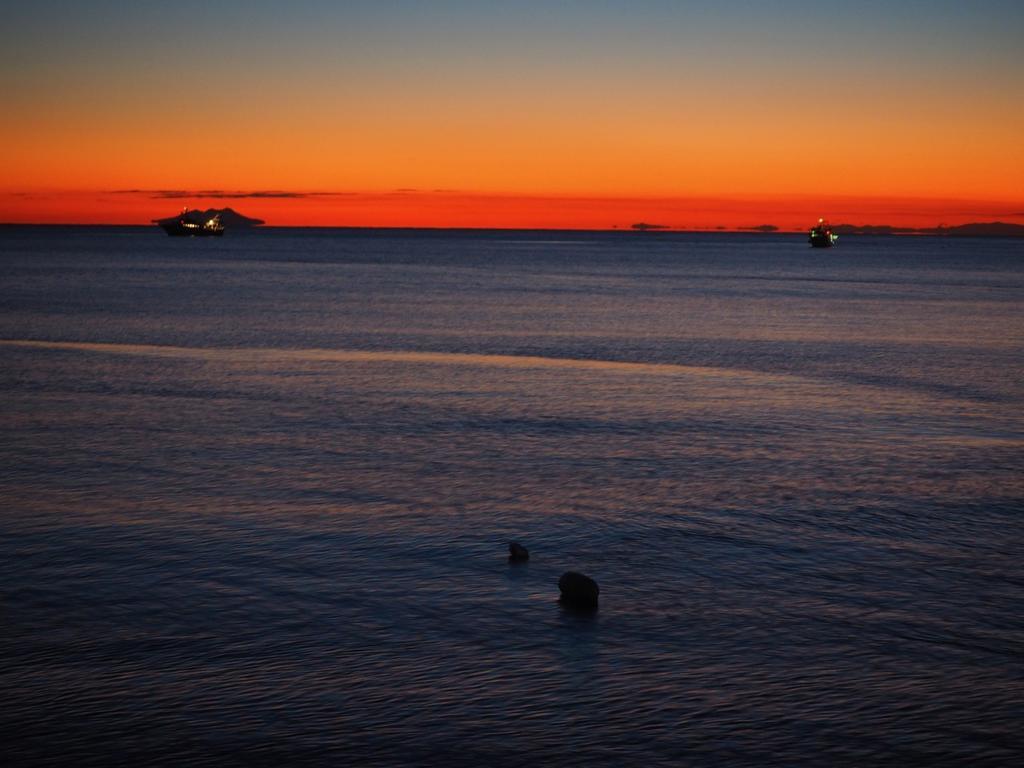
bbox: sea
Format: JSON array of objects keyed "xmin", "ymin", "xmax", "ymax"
[{"xmin": 1, "ymin": 227, "xmax": 1022, "ymax": 766}]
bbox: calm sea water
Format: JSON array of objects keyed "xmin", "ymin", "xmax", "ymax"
[{"xmin": 2, "ymin": 227, "xmax": 1023, "ymax": 766}]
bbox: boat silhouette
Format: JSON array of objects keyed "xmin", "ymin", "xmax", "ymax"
[
  {"xmin": 809, "ymin": 218, "xmax": 838, "ymax": 248},
  {"xmin": 154, "ymin": 208, "xmax": 225, "ymax": 237}
]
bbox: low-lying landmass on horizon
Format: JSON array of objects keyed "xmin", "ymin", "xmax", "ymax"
[
  {"xmin": 830, "ymin": 221, "xmax": 1024, "ymax": 237},
  {"xmin": 628, "ymin": 221, "xmax": 1024, "ymax": 237},
  {"xmin": 4, "ymin": 190, "xmax": 1024, "ymax": 232},
  {"xmin": 5, "ymin": 216, "xmax": 1024, "ymax": 237}
]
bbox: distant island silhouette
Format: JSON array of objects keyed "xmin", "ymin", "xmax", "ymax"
[
  {"xmin": 4, "ymin": 215, "xmax": 1021, "ymax": 237},
  {"xmin": 152, "ymin": 207, "xmax": 264, "ymax": 229},
  {"xmin": 618, "ymin": 221, "xmax": 1024, "ymax": 237},
  {"xmin": 831, "ymin": 221, "xmax": 1024, "ymax": 237}
]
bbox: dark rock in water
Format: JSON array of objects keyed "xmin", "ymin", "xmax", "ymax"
[
  {"xmin": 508, "ymin": 541, "xmax": 529, "ymax": 562},
  {"xmin": 558, "ymin": 571, "xmax": 599, "ymax": 610}
]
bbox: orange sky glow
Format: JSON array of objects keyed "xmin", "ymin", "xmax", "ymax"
[
  {"xmin": 2, "ymin": 2, "xmax": 1021, "ymax": 229},
  {"xmin": 3, "ymin": 190, "xmax": 1023, "ymax": 231}
]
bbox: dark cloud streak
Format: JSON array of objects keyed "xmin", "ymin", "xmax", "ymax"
[{"xmin": 108, "ymin": 189, "xmax": 351, "ymax": 200}]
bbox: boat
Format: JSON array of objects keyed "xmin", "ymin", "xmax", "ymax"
[
  {"xmin": 809, "ymin": 218, "xmax": 837, "ymax": 248},
  {"xmin": 155, "ymin": 208, "xmax": 225, "ymax": 237}
]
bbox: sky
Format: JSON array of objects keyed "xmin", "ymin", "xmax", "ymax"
[{"xmin": 2, "ymin": 0, "xmax": 1022, "ymax": 228}]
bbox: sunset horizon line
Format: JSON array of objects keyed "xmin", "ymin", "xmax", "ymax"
[{"xmin": 4, "ymin": 188, "xmax": 1023, "ymax": 231}]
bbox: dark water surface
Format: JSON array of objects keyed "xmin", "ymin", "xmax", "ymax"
[{"xmin": 2, "ymin": 228, "xmax": 1023, "ymax": 766}]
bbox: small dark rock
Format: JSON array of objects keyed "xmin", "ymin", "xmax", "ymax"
[
  {"xmin": 558, "ymin": 571, "xmax": 599, "ymax": 610},
  {"xmin": 508, "ymin": 541, "xmax": 530, "ymax": 562}
]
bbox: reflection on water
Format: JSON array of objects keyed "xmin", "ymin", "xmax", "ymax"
[{"xmin": 1, "ymin": 229, "xmax": 1023, "ymax": 766}]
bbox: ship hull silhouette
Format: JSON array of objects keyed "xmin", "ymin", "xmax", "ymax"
[{"xmin": 809, "ymin": 218, "xmax": 837, "ymax": 248}]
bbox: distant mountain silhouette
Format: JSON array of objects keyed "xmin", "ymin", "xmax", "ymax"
[
  {"xmin": 617, "ymin": 220, "xmax": 1023, "ymax": 237},
  {"xmin": 832, "ymin": 224, "xmax": 915, "ymax": 235},
  {"xmin": 832, "ymin": 221, "xmax": 1023, "ymax": 237},
  {"xmin": 152, "ymin": 207, "xmax": 264, "ymax": 228},
  {"xmin": 924, "ymin": 221, "xmax": 1024, "ymax": 237}
]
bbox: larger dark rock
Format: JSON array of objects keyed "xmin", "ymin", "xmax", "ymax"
[{"xmin": 558, "ymin": 571, "xmax": 599, "ymax": 610}]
